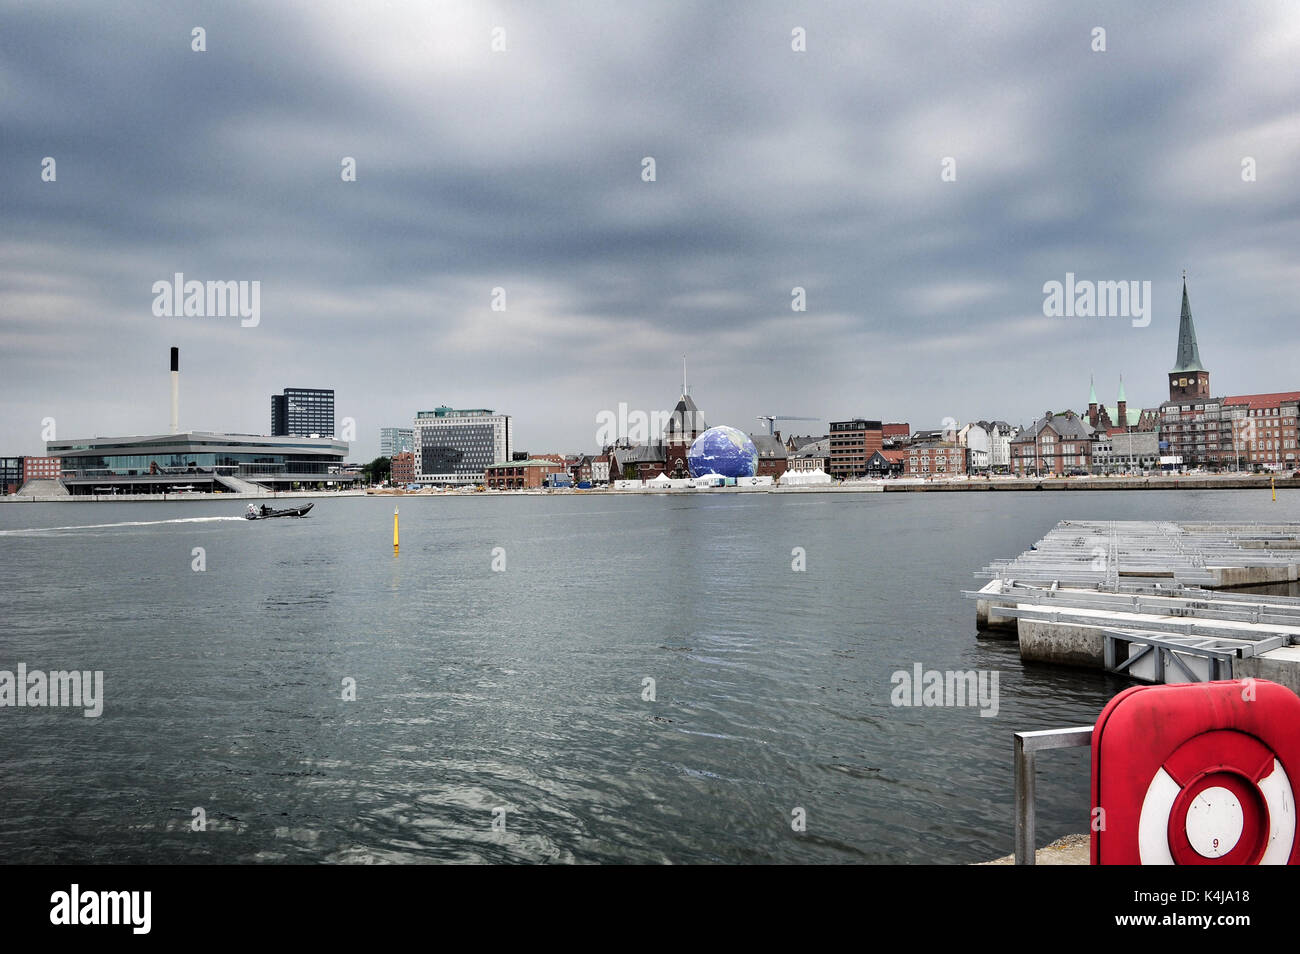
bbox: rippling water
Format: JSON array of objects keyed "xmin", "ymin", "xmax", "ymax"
[{"xmin": 0, "ymin": 489, "xmax": 1294, "ymax": 863}]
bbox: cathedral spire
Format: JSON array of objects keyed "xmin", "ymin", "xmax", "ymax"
[{"xmin": 1172, "ymin": 277, "xmax": 1205, "ymax": 373}]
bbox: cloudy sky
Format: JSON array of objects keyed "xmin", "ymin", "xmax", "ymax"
[{"xmin": 3, "ymin": 0, "xmax": 1298, "ymax": 459}]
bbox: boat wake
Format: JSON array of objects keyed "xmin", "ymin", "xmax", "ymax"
[{"xmin": 0, "ymin": 516, "xmax": 246, "ymax": 535}]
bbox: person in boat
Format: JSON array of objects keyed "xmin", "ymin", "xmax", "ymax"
[
  {"xmin": 246, "ymin": 503, "xmax": 257, "ymax": 517},
  {"xmin": 260, "ymin": 503, "xmax": 272, "ymax": 515}
]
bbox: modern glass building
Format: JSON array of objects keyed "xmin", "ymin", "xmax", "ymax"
[
  {"xmin": 0, "ymin": 457, "xmax": 22, "ymax": 494},
  {"xmin": 379, "ymin": 427, "xmax": 414, "ymax": 458},
  {"xmin": 46, "ymin": 432, "xmax": 352, "ymax": 494},
  {"xmin": 412, "ymin": 407, "xmax": 511, "ymax": 485},
  {"xmin": 271, "ymin": 388, "xmax": 335, "ymax": 438}
]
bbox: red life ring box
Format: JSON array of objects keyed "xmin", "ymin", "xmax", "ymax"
[{"xmin": 1091, "ymin": 679, "xmax": 1300, "ymax": 865}]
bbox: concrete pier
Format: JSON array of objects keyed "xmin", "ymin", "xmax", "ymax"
[{"xmin": 969, "ymin": 521, "xmax": 1300, "ymax": 686}]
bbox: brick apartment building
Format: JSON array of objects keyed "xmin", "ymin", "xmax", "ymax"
[
  {"xmin": 390, "ymin": 451, "xmax": 415, "ymax": 485},
  {"xmin": 22, "ymin": 456, "xmax": 62, "ymax": 481},
  {"xmin": 485, "ymin": 458, "xmax": 568, "ymax": 490},
  {"xmin": 828, "ymin": 418, "xmax": 883, "ymax": 479},
  {"xmin": 1010, "ymin": 411, "xmax": 1093, "ymax": 475},
  {"xmin": 904, "ymin": 442, "xmax": 967, "ymax": 476}
]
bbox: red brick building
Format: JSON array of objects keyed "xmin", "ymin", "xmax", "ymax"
[
  {"xmin": 390, "ymin": 451, "xmax": 415, "ymax": 485},
  {"xmin": 21, "ymin": 456, "xmax": 62, "ymax": 481},
  {"xmin": 1010, "ymin": 411, "xmax": 1093, "ymax": 476},
  {"xmin": 904, "ymin": 442, "xmax": 966, "ymax": 476},
  {"xmin": 486, "ymin": 458, "xmax": 568, "ymax": 489},
  {"xmin": 829, "ymin": 419, "xmax": 883, "ymax": 479},
  {"xmin": 882, "ymin": 422, "xmax": 910, "ymax": 441}
]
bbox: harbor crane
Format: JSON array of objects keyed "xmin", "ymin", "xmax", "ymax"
[{"xmin": 756, "ymin": 415, "xmax": 819, "ymax": 437}]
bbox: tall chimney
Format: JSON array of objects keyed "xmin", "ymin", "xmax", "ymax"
[{"xmin": 170, "ymin": 347, "xmax": 180, "ymax": 434}]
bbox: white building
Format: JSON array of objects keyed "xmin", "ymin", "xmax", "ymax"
[
  {"xmin": 957, "ymin": 422, "xmax": 990, "ymax": 471},
  {"xmin": 413, "ymin": 407, "xmax": 512, "ymax": 486}
]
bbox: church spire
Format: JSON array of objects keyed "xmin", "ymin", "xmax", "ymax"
[
  {"xmin": 1117, "ymin": 374, "xmax": 1126, "ymax": 403},
  {"xmin": 1089, "ymin": 375, "xmax": 1098, "ymax": 406},
  {"xmin": 1172, "ymin": 277, "xmax": 1205, "ymax": 373}
]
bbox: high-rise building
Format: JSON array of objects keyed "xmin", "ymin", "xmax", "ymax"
[
  {"xmin": 271, "ymin": 388, "xmax": 335, "ymax": 438},
  {"xmin": 412, "ymin": 407, "xmax": 512, "ymax": 485},
  {"xmin": 379, "ymin": 427, "xmax": 414, "ymax": 458},
  {"xmin": 828, "ymin": 419, "xmax": 883, "ymax": 479}
]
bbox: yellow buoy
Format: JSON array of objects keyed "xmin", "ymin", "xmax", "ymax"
[
  {"xmin": 1272, "ymin": 476, "xmax": 1277, "ymax": 502},
  {"xmin": 394, "ymin": 507, "xmax": 400, "ymax": 553}
]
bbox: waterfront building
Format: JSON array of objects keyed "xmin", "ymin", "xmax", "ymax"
[
  {"xmin": 905, "ymin": 441, "xmax": 967, "ymax": 476},
  {"xmin": 1156, "ymin": 280, "xmax": 1299, "ymax": 470},
  {"xmin": 379, "ymin": 427, "xmax": 414, "ymax": 458},
  {"xmin": 882, "ymin": 422, "xmax": 911, "ymax": 442},
  {"xmin": 828, "ymin": 418, "xmax": 883, "ymax": 479},
  {"xmin": 957, "ymin": 423, "xmax": 990, "ymax": 472},
  {"xmin": 865, "ymin": 449, "xmax": 906, "ymax": 476},
  {"xmin": 0, "ymin": 457, "xmax": 23, "ymax": 494},
  {"xmin": 783, "ymin": 433, "xmax": 821, "ymax": 453},
  {"xmin": 1093, "ymin": 430, "xmax": 1161, "ymax": 473},
  {"xmin": 663, "ymin": 392, "xmax": 707, "ymax": 478},
  {"xmin": 1010, "ymin": 411, "xmax": 1094, "ymax": 476},
  {"xmin": 45, "ymin": 432, "xmax": 353, "ymax": 494},
  {"xmin": 591, "ymin": 454, "xmax": 610, "ymax": 484},
  {"xmin": 973, "ymin": 421, "xmax": 1017, "ymax": 473},
  {"xmin": 272, "ymin": 388, "xmax": 335, "ymax": 438},
  {"xmin": 21, "ymin": 456, "xmax": 62, "ymax": 482},
  {"xmin": 390, "ymin": 451, "xmax": 415, "ymax": 484},
  {"xmin": 412, "ymin": 407, "xmax": 511, "ymax": 486},
  {"xmin": 750, "ymin": 433, "xmax": 788, "ymax": 478},
  {"xmin": 486, "ymin": 458, "xmax": 567, "ymax": 490},
  {"xmin": 609, "ymin": 442, "xmax": 666, "ymax": 481},
  {"xmin": 787, "ymin": 438, "xmax": 829, "ymax": 473},
  {"xmin": 1226, "ymin": 392, "xmax": 1300, "ymax": 471}
]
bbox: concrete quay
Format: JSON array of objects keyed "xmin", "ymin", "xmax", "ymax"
[{"xmin": 970, "ymin": 521, "xmax": 1300, "ymax": 692}]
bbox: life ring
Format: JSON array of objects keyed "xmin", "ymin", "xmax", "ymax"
[{"xmin": 1092, "ymin": 680, "xmax": 1300, "ymax": 865}]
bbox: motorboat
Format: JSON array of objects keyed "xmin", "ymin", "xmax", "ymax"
[{"xmin": 245, "ymin": 502, "xmax": 314, "ymax": 520}]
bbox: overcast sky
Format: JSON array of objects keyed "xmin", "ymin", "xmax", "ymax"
[{"xmin": 3, "ymin": 1, "xmax": 1298, "ymax": 459}]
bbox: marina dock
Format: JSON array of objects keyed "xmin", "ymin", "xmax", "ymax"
[{"xmin": 969, "ymin": 521, "xmax": 1300, "ymax": 692}]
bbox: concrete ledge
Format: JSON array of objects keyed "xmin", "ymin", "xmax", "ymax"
[{"xmin": 1019, "ymin": 619, "xmax": 1107, "ymax": 668}]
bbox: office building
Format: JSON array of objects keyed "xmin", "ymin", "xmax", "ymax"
[
  {"xmin": 271, "ymin": 388, "xmax": 335, "ymax": 438},
  {"xmin": 412, "ymin": 407, "xmax": 512, "ymax": 485}
]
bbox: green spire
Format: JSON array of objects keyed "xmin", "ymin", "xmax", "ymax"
[
  {"xmin": 1172, "ymin": 278, "xmax": 1205, "ymax": 373},
  {"xmin": 1117, "ymin": 374, "xmax": 1126, "ymax": 403},
  {"xmin": 1089, "ymin": 375, "xmax": 1098, "ymax": 405}
]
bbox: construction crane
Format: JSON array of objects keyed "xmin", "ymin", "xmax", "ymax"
[{"xmin": 756, "ymin": 415, "xmax": 819, "ymax": 437}]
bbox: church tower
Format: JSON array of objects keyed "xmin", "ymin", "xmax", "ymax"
[{"xmin": 1169, "ymin": 277, "xmax": 1210, "ymax": 401}]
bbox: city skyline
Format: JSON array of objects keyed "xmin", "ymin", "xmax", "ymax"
[{"xmin": 3, "ymin": 2, "xmax": 1298, "ymax": 460}]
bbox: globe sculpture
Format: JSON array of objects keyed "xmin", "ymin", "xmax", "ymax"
[{"xmin": 687, "ymin": 425, "xmax": 759, "ymax": 478}]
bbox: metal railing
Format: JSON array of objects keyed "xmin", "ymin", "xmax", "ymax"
[{"xmin": 1014, "ymin": 726, "xmax": 1093, "ymax": 865}]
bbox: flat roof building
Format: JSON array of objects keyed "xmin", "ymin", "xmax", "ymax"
[
  {"xmin": 413, "ymin": 407, "xmax": 512, "ymax": 486},
  {"xmin": 46, "ymin": 432, "xmax": 352, "ymax": 495}
]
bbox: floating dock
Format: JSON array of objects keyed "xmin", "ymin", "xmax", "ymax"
[{"xmin": 968, "ymin": 521, "xmax": 1300, "ymax": 693}]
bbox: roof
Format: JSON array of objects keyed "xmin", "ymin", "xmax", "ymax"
[
  {"xmin": 1012, "ymin": 413, "xmax": 1092, "ymax": 442},
  {"xmin": 791, "ymin": 438, "xmax": 829, "ymax": 457},
  {"xmin": 663, "ymin": 394, "xmax": 707, "ymax": 440},
  {"xmin": 486, "ymin": 458, "xmax": 566, "ymax": 469},
  {"xmin": 1223, "ymin": 391, "xmax": 1300, "ymax": 410},
  {"xmin": 875, "ymin": 449, "xmax": 907, "ymax": 462},
  {"xmin": 1171, "ymin": 279, "xmax": 1205, "ymax": 373},
  {"xmin": 749, "ymin": 434, "xmax": 788, "ymax": 458},
  {"xmin": 611, "ymin": 443, "xmax": 665, "ymax": 464}
]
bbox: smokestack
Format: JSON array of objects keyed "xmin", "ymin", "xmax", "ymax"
[{"xmin": 170, "ymin": 347, "xmax": 179, "ymax": 434}]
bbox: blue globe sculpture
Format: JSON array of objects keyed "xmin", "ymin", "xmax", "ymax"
[{"xmin": 687, "ymin": 425, "xmax": 759, "ymax": 478}]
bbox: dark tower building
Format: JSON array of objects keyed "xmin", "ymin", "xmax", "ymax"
[
  {"xmin": 271, "ymin": 388, "xmax": 335, "ymax": 438},
  {"xmin": 1169, "ymin": 279, "xmax": 1210, "ymax": 401}
]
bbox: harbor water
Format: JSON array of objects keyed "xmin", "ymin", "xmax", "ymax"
[{"xmin": 0, "ymin": 490, "xmax": 1293, "ymax": 863}]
